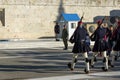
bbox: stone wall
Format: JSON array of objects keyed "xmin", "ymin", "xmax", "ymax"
[{"xmin": 0, "ymin": 0, "xmax": 120, "ymax": 39}]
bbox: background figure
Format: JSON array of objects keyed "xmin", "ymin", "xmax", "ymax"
[
  {"xmin": 68, "ymin": 21, "xmax": 91, "ymax": 74},
  {"xmin": 113, "ymin": 17, "xmax": 119, "ymax": 29},
  {"xmin": 106, "ymin": 25, "xmax": 114, "ymax": 67},
  {"xmin": 90, "ymin": 22, "xmax": 109, "ymax": 71},
  {"xmin": 54, "ymin": 22, "xmax": 60, "ymax": 41},
  {"xmin": 113, "ymin": 17, "xmax": 120, "ymax": 61},
  {"xmin": 107, "ymin": 25, "xmax": 114, "ymax": 55},
  {"xmin": 62, "ymin": 25, "xmax": 68, "ymax": 50},
  {"xmin": 111, "ymin": 21, "xmax": 120, "ymax": 67}
]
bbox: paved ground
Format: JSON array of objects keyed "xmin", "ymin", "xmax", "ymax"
[{"xmin": 0, "ymin": 38, "xmax": 119, "ymax": 80}]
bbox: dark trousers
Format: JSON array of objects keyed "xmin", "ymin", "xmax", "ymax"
[{"xmin": 63, "ymin": 38, "xmax": 68, "ymax": 49}]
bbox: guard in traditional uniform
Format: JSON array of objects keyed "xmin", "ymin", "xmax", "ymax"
[
  {"xmin": 68, "ymin": 21, "xmax": 91, "ymax": 74},
  {"xmin": 111, "ymin": 21, "xmax": 120, "ymax": 67},
  {"xmin": 90, "ymin": 22, "xmax": 109, "ymax": 71}
]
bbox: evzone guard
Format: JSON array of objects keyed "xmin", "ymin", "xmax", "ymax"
[
  {"xmin": 90, "ymin": 19, "xmax": 109, "ymax": 71},
  {"xmin": 68, "ymin": 21, "xmax": 91, "ymax": 74}
]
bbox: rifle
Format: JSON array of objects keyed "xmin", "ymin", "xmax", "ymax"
[
  {"xmin": 90, "ymin": 16, "xmax": 106, "ymax": 41},
  {"xmin": 69, "ymin": 13, "xmax": 84, "ymax": 43}
]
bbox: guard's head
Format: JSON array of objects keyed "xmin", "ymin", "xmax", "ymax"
[
  {"xmin": 115, "ymin": 17, "xmax": 119, "ymax": 22},
  {"xmin": 102, "ymin": 23, "xmax": 108, "ymax": 28},
  {"xmin": 78, "ymin": 21, "xmax": 83, "ymax": 26},
  {"xmin": 63, "ymin": 24, "xmax": 67, "ymax": 28}
]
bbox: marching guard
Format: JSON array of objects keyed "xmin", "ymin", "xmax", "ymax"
[
  {"xmin": 68, "ymin": 21, "xmax": 91, "ymax": 74},
  {"xmin": 110, "ymin": 21, "xmax": 120, "ymax": 67},
  {"xmin": 90, "ymin": 21, "xmax": 109, "ymax": 71}
]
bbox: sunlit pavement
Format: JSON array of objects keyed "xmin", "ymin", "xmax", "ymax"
[{"xmin": 24, "ymin": 71, "xmax": 120, "ymax": 80}]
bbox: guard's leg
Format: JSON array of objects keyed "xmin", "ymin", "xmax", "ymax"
[
  {"xmin": 68, "ymin": 53, "xmax": 78, "ymax": 70},
  {"xmin": 64, "ymin": 39, "xmax": 68, "ymax": 49},
  {"xmin": 63, "ymin": 39, "xmax": 68, "ymax": 50},
  {"xmin": 115, "ymin": 51, "xmax": 120, "ymax": 61},
  {"xmin": 111, "ymin": 51, "xmax": 117, "ymax": 67},
  {"xmin": 118, "ymin": 51, "xmax": 120, "ymax": 58},
  {"xmin": 102, "ymin": 51, "xmax": 108, "ymax": 71},
  {"xmin": 108, "ymin": 55, "xmax": 111, "ymax": 66},
  {"xmin": 107, "ymin": 50, "xmax": 112, "ymax": 66},
  {"xmin": 83, "ymin": 52, "xmax": 90, "ymax": 74},
  {"xmin": 56, "ymin": 34, "xmax": 60, "ymax": 41},
  {"xmin": 90, "ymin": 52, "xmax": 98, "ymax": 68}
]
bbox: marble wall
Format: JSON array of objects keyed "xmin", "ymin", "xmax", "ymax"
[{"xmin": 0, "ymin": 0, "xmax": 119, "ymax": 39}]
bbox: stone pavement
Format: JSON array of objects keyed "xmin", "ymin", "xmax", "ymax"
[
  {"xmin": 0, "ymin": 38, "xmax": 119, "ymax": 80},
  {"xmin": 0, "ymin": 38, "xmax": 73, "ymax": 49},
  {"xmin": 24, "ymin": 71, "xmax": 120, "ymax": 80}
]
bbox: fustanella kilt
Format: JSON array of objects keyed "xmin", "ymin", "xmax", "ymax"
[
  {"xmin": 72, "ymin": 42, "xmax": 91, "ymax": 53},
  {"xmin": 92, "ymin": 40, "xmax": 109, "ymax": 52}
]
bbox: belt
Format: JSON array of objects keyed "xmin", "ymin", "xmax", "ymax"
[
  {"xmin": 80, "ymin": 40, "xmax": 85, "ymax": 44},
  {"xmin": 99, "ymin": 39, "xmax": 104, "ymax": 43}
]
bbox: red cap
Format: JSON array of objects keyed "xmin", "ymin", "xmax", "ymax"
[
  {"xmin": 78, "ymin": 21, "xmax": 83, "ymax": 25},
  {"xmin": 117, "ymin": 21, "xmax": 120, "ymax": 29},
  {"xmin": 117, "ymin": 21, "xmax": 120, "ymax": 26},
  {"xmin": 97, "ymin": 20, "xmax": 102, "ymax": 24}
]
